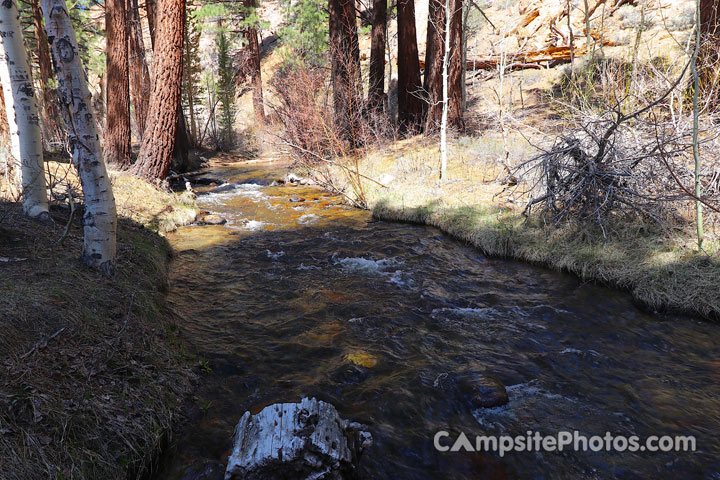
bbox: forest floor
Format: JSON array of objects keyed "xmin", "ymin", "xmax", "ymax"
[
  {"xmin": 0, "ymin": 168, "xmax": 198, "ymax": 479},
  {"xmin": 320, "ymin": 132, "xmax": 720, "ymax": 320}
]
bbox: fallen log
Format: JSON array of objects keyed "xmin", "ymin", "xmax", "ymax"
[
  {"xmin": 225, "ymin": 397, "xmax": 372, "ymax": 480},
  {"xmin": 464, "ymin": 43, "xmax": 620, "ymax": 71}
]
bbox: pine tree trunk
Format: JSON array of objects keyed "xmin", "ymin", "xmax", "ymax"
[
  {"xmin": 424, "ymin": 0, "xmax": 444, "ymax": 131},
  {"xmin": 0, "ymin": 0, "xmax": 49, "ymax": 219},
  {"xmin": 183, "ymin": 23, "xmax": 197, "ymax": 144},
  {"xmin": 245, "ymin": 19, "xmax": 266, "ymax": 125},
  {"xmin": 368, "ymin": 0, "xmax": 387, "ymax": 112},
  {"xmin": 701, "ymin": 0, "xmax": 719, "ymax": 33},
  {"xmin": 32, "ymin": 0, "xmax": 62, "ymax": 142},
  {"xmin": 173, "ymin": 105, "xmax": 190, "ymax": 171},
  {"xmin": 329, "ymin": 0, "xmax": 362, "ymax": 144},
  {"xmin": 105, "ymin": 0, "xmax": 132, "ymax": 167},
  {"xmin": 128, "ymin": 0, "xmax": 151, "ymax": 139},
  {"xmin": 397, "ymin": 0, "xmax": 424, "ymax": 132},
  {"xmin": 425, "ymin": 0, "xmax": 463, "ymax": 132},
  {"xmin": 41, "ymin": 0, "xmax": 117, "ymax": 273},
  {"xmin": 133, "ymin": 0, "xmax": 185, "ymax": 181},
  {"xmin": 447, "ymin": 0, "xmax": 464, "ymax": 130},
  {"xmin": 146, "ymin": 0, "xmax": 157, "ymax": 47}
]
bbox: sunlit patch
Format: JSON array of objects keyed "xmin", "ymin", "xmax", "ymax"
[{"xmin": 344, "ymin": 351, "xmax": 378, "ymax": 368}]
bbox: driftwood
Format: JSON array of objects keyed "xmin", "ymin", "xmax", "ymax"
[{"xmin": 225, "ymin": 397, "xmax": 372, "ymax": 480}]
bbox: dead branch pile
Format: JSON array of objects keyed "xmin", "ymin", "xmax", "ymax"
[{"xmin": 514, "ymin": 114, "xmax": 719, "ymax": 231}]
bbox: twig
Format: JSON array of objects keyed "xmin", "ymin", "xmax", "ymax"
[{"xmin": 20, "ymin": 328, "xmax": 66, "ymax": 359}]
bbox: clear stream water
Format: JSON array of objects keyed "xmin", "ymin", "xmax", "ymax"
[{"xmin": 159, "ymin": 159, "xmax": 720, "ymax": 480}]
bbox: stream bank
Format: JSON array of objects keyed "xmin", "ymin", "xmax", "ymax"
[
  {"xmin": 0, "ymin": 170, "xmax": 197, "ymax": 480},
  {"xmin": 322, "ymin": 136, "xmax": 720, "ymax": 319}
]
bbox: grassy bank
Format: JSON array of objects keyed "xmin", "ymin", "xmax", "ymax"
[
  {"xmin": 0, "ymin": 172, "xmax": 197, "ymax": 479},
  {"xmin": 325, "ymin": 136, "xmax": 720, "ymax": 319}
]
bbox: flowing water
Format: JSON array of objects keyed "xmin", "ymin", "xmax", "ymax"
[{"xmin": 159, "ymin": 159, "xmax": 720, "ymax": 479}]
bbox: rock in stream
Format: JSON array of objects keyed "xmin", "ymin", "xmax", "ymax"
[{"xmin": 225, "ymin": 397, "xmax": 372, "ymax": 480}]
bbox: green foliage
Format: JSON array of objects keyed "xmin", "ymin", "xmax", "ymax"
[
  {"xmin": 65, "ymin": 0, "xmax": 105, "ymax": 78},
  {"xmin": 216, "ymin": 26, "xmax": 236, "ymax": 150},
  {"xmin": 278, "ymin": 0, "xmax": 328, "ymax": 65},
  {"xmin": 183, "ymin": 0, "xmax": 205, "ymax": 143}
]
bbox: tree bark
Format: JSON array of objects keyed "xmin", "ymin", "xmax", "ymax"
[
  {"xmin": 447, "ymin": 0, "xmax": 464, "ymax": 130},
  {"xmin": 397, "ymin": 0, "xmax": 424, "ymax": 132},
  {"xmin": 31, "ymin": 0, "xmax": 62, "ymax": 141},
  {"xmin": 329, "ymin": 0, "xmax": 362, "ymax": 144},
  {"xmin": 128, "ymin": 0, "xmax": 151, "ymax": 139},
  {"xmin": 41, "ymin": 0, "xmax": 117, "ymax": 273},
  {"xmin": 173, "ymin": 104, "xmax": 190, "ymax": 171},
  {"xmin": 105, "ymin": 0, "xmax": 132, "ymax": 166},
  {"xmin": 133, "ymin": 0, "xmax": 185, "ymax": 180},
  {"xmin": 425, "ymin": 0, "xmax": 464, "ymax": 132},
  {"xmin": 146, "ymin": 0, "xmax": 157, "ymax": 47},
  {"xmin": 183, "ymin": 19, "xmax": 197, "ymax": 144},
  {"xmin": 0, "ymin": 0, "xmax": 49, "ymax": 219},
  {"xmin": 244, "ymin": 4, "xmax": 265, "ymax": 126},
  {"xmin": 368, "ymin": 0, "xmax": 387, "ymax": 112},
  {"xmin": 424, "ymin": 0, "xmax": 444, "ymax": 131},
  {"xmin": 701, "ymin": 0, "xmax": 717, "ymax": 35}
]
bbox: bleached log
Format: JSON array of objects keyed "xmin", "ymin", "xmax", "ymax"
[{"xmin": 225, "ymin": 397, "xmax": 372, "ymax": 480}]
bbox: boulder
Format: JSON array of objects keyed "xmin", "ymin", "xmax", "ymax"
[
  {"xmin": 458, "ymin": 374, "xmax": 509, "ymax": 409},
  {"xmin": 225, "ymin": 397, "xmax": 372, "ymax": 480},
  {"xmin": 196, "ymin": 213, "xmax": 227, "ymax": 226}
]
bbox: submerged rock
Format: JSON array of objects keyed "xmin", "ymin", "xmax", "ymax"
[
  {"xmin": 196, "ymin": 213, "xmax": 227, "ymax": 225},
  {"xmin": 289, "ymin": 196, "xmax": 306, "ymax": 203},
  {"xmin": 458, "ymin": 374, "xmax": 509, "ymax": 409},
  {"xmin": 225, "ymin": 397, "xmax": 372, "ymax": 480}
]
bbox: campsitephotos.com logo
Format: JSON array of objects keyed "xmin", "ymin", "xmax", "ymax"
[{"xmin": 434, "ymin": 431, "xmax": 697, "ymax": 457}]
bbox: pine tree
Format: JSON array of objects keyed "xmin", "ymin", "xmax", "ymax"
[
  {"xmin": 133, "ymin": 0, "xmax": 186, "ymax": 180},
  {"xmin": 368, "ymin": 0, "xmax": 387, "ymax": 112},
  {"xmin": 105, "ymin": 0, "xmax": 131, "ymax": 166},
  {"xmin": 215, "ymin": 23, "xmax": 236, "ymax": 150},
  {"xmin": 397, "ymin": 0, "xmax": 424, "ymax": 132},
  {"xmin": 183, "ymin": 3, "xmax": 203, "ymax": 145}
]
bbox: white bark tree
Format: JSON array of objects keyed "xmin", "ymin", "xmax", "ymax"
[
  {"xmin": 439, "ymin": 0, "xmax": 451, "ymax": 180},
  {"xmin": 41, "ymin": 0, "xmax": 117, "ymax": 274},
  {"xmin": 0, "ymin": 0, "xmax": 49, "ymax": 219}
]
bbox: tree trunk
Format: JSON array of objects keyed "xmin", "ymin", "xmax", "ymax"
[
  {"xmin": 368, "ymin": 0, "xmax": 387, "ymax": 112},
  {"xmin": 244, "ymin": 7, "xmax": 266, "ymax": 126},
  {"xmin": 133, "ymin": 0, "xmax": 185, "ymax": 181},
  {"xmin": 0, "ymin": 0, "xmax": 49, "ymax": 219},
  {"xmin": 128, "ymin": 0, "xmax": 151, "ymax": 139},
  {"xmin": 105, "ymin": 0, "xmax": 132, "ymax": 167},
  {"xmin": 41, "ymin": 0, "xmax": 117, "ymax": 274},
  {"xmin": 329, "ymin": 0, "xmax": 362, "ymax": 144},
  {"xmin": 183, "ymin": 21, "xmax": 197, "ymax": 144},
  {"xmin": 31, "ymin": 0, "xmax": 62, "ymax": 143},
  {"xmin": 397, "ymin": 0, "xmax": 424, "ymax": 132},
  {"xmin": 424, "ymin": 0, "xmax": 444, "ymax": 131},
  {"xmin": 701, "ymin": 0, "xmax": 719, "ymax": 34},
  {"xmin": 146, "ymin": 0, "xmax": 157, "ymax": 47},
  {"xmin": 425, "ymin": 0, "xmax": 464, "ymax": 132},
  {"xmin": 447, "ymin": 0, "xmax": 464, "ymax": 130},
  {"xmin": 173, "ymin": 104, "xmax": 190, "ymax": 172}
]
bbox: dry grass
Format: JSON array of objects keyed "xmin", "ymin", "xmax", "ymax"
[
  {"xmin": 328, "ymin": 135, "xmax": 720, "ymax": 319},
  {"xmin": 45, "ymin": 161, "xmax": 197, "ymax": 235},
  {"xmin": 0, "ymin": 170, "xmax": 199, "ymax": 479}
]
